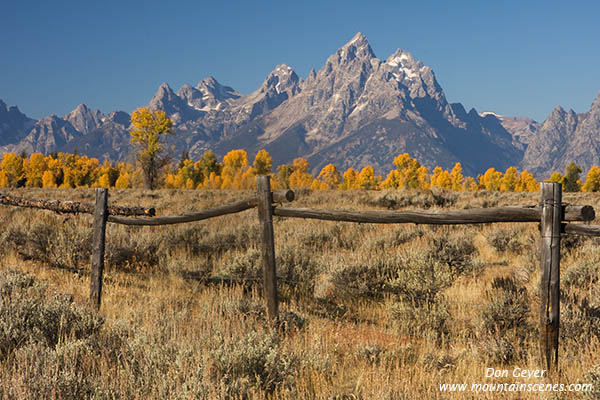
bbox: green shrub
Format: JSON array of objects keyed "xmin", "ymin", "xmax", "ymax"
[
  {"xmin": 391, "ymin": 299, "xmax": 450, "ymax": 342},
  {"xmin": 5, "ymin": 216, "xmax": 92, "ymax": 271},
  {"xmin": 370, "ymin": 188, "xmax": 457, "ymax": 210},
  {"xmin": 561, "ymin": 250, "xmax": 600, "ymax": 344},
  {"xmin": 428, "ymin": 235, "xmax": 481, "ymax": 277},
  {"xmin": 0, "ymin": 270, "xmax": 103, "ymax": 359},
  {"xmin": 210, "ymin": 331, "xmax": 298, "ymax": 399},
  {"xmin": 486, "ymin": 227, "xmax": 523, "ymax": 253},
  {"xmin": 477, "ymin": 276, "xmax": 531, "ymax": 363},
  {"xmin": 221, "ymin": 248, "xmax": 262, "ymax": 280}
]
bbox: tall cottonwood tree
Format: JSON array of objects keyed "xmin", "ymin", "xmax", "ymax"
[{"xmin": 129, "ymin": 107, "xmax": 174, "ymax": 189}]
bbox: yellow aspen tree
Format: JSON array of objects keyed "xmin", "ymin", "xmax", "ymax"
[
  {"xmin": 0, "ymin": 171, "xmax": 8, "ymax": 187},
  {"xmin": 310, "ymin": 179, "xmax": 329, "ymax": 190},
  {"xmin": 164, "ymin": 173, "xmax": 177, "ymax": 188},
  {"xmin": 547, "ymin": 172, "xmax": 564, "ymax": 189},
  {"xmin": 42, "ymin": 170, "xmax": 57, "ymax": 188},
  {"xmin": 96, "ymin": 174, "xmax": 111, "ymax": 188},
  {"xmin": 500, "ymin": 166, "xmax": 518, "ymax": 192},
  {"xmin": 1, "ymin": 153, "xmax": 24, "ymax": 187},
  {"xmin": 381, "ymin": 169, "xmax": 401, "ymax": 189},
  {"xmin": 316, "ymin": 164, "xmax": 341, "ymax": 189},
  {"xmin": 430, "ymin": 167, "xmax": 442, "ymax": 187},
  {"xmin": 416, "ymin": 166, "xmax": 430, "ymax": 190},
  {"xmin": 289, "ymin": 158, "xmax": 314, "ymax": 188},
  {"xmin": 241, "ymin": 167, "xmax": 257, "ymax": 189},
  {"xmin": 463, "ymin": 176, "xmax": 478, "ymax": 191},
  {"xmin": 430, "ymin": 167, "xmax": 451, "ymax": 189},
  {"xmin": 482, "ymin": 168, "xmax": 502, "ymax": 191},
  {"xmin": 98, "ymin": 160, "xmax": 120, "ymax": 187},
  {"xmin": 115, "ymin": 171, "xmax": 131, "ymax": 188},
  {"xmin": 46, "ymin": 156, "xmax": 63, "ymax": 187},
  {"xmin": 393, "ymin": 153, "xmax": 424, "ymax": 189},
  {"xmin": 221, "ymin": 149, "xmax": 249, "ymax": 189},
  {"xmin": 204, "ymin": 171, "xmax": 222, "ymax": 189},
  {"xmin": 357, "ymin": 165, "xmax": 377, "ymax": 189},
  {"xmin": 515, "ymin": 170, "xmax": 538, "ymax": 192},
  {"xmin": 24, "ymin": 153, "xmax": 48, "ymax": 187},
  {"xmin": 341, "ymin": 168, "xmax": 359, "ymax": 189},
  {"xmin": 253, "ymin": 149, "xmax": 272, "ymax": 175},
  {"xmin": 129, "ymin": 107, "xmax": 174, "ymax": 189},
  {"xmin": 582, "ymin": 166, "xmax": 600, "ymax": 192},
  {"xmin": 71, "ymin": 156, "xmax": 100, "ymax": 187},
  {"xmin": 449, "ymin": 162, "xmax": 463, "ymax": 191},
  {"xmin": 275, "ymin": 164, "xmax": 294, "ymax": 189}
]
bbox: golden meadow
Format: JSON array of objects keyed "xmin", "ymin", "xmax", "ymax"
[{"xmin": 1, "ymin": 150, "xmax": 600, "ymax": 399}]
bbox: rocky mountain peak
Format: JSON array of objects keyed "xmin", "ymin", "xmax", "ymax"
[
  {"xmin": 0, "ymin": 99, "xmax": 36, "ymax": 146},
  {"xmin": 343, "ymin": 32, "xmax": 370, "ymax": 50},
  {"xmin": 337, "ymin": 32, "xmax": 376, "ymax": 63},
  {"xmin": 548, "ymin": 105, "xmax": 566, "ymax": 119},
  {"xmin": 0, "ymin": 100, "xmax": 28, "ymax": 119},
  {"xmin": 149, "ymin": 83, "xmax": 178, "ymax": 109},
  {"xmin": 65, "ymin": 104, "xmax": 103, "ymax": 135},
  {"xmin": 384, "ymin": 49, "xmax": 421, "ymax": 84},
  {"xmin": 147, "ymin": 82, "xmax": 191, "ymax": 123},
  {"xmin": 260, "ymin": 64, "xmax": 301, "ymax": 96},
  {"xmin": 177, "ymin": 84, "xmax": 205, "ymax": 110},
  {"xmin": 591, "ymin": 92, "xmax": 600, "ymax": 110},
  {"xmin": 196, "ymin": 77, "xmax": 240, "ymax": 102}
]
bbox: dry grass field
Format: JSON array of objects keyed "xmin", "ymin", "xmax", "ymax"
[{"xmin": 0, "ymin": 187, "xmax": 599, "ymax": 399}]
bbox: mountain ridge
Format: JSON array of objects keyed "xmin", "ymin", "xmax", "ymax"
[{"xmin": 1, "ymin": 33, "xmax": 598, "ymax": 179}]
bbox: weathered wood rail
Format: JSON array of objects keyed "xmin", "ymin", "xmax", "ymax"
[
  {"xmin": 272, "ymin": 204, "xmax": 594, "ymax": 224},
  {"xmin": 1, "ymin": 178, "xmax": 599, "ymax": 373},
  {"xmin": 0, "ymin": 192, "xmax": 155, "ymax": 216}
]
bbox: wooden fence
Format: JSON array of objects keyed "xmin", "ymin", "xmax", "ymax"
[{"xmin": 1, "ymin": 177, "xmax": 599, "ymax": 372}]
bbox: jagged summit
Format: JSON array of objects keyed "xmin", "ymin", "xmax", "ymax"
[
  {"xmin": 196, "ymin": 77, "xmax": 240, "ymax": 101},
  {"xmin": 591, "ymin": 91, "xmax": 600, "ymax": 109},
  {"xmin": 336, "ymin": 32, "xmax": 376, "ymax": 63},
  {"xmin": 0, "ymin": 99, "xmax": 36, "ymax": 146},
  {"xmin": 149, "ymin": 83, "xmax": 178, "ymax": 107},
  {"xmin": 260, "ymin": 64, "xmax": 301, "ymax": 95},
  {"xmin": 65, "ymin": 104, "xmax": 103, "ymax": 135},
  {"xmin": 343, "ymin": 32, "xmax": 371, "ymax": 50}
]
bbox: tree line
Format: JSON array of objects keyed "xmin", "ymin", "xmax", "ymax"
[
  {"xmin": 0, "ymin": 107, "xmax": 597, "ymax": 192},
  {"xmin": 1, "ymin": 149, "xmax": 597, "ymax": 193}
]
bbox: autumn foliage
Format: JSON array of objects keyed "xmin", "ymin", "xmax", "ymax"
[{"xmin": 2, "ymin": 148, "xmax": 600, "ymax": 193}]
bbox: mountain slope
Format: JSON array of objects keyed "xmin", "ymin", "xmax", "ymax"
[
  {"xmin": 0, "ymin": 100, "xmax": 36, "ymax": 146},
  {"xmin": 522, "ymin": 93, "xmax": 600, "ymax": 177}
]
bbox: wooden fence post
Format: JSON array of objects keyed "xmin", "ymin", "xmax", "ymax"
[
  {"xmin": 90, "ymin": 188, "xmax": 108, "ymax": 311},
  {"xmin": 256, "ymin": 176, "xmax": 279, "ymax": 322},
  {"xmin": 540, "ymin": 182, "xmax": 561, "ymax": 371}
]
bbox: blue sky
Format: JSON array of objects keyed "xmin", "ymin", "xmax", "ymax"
[{"xmin": 2, "ymin": 0, "xmax": 599, "ymax": 121}]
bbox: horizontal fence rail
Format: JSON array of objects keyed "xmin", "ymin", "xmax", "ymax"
[
  {"xmin": 273, "ymin": 204, "xmax": 595, "ymax": 224},
  {"xmin": 106, "ymin": 190, "xmax": 294, "ymax": 226},
  {"xmin": 0, "ymin": 192, "xmax": 155, "ymax": 217},
  {"xmin": 564, "ymin": 223, "xmax": 600, "ymax": 236}
]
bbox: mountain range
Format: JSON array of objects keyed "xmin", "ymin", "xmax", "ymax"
[{"xmin": 1, "ymin": 32, "xmax": 599, "ymax": 179}]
